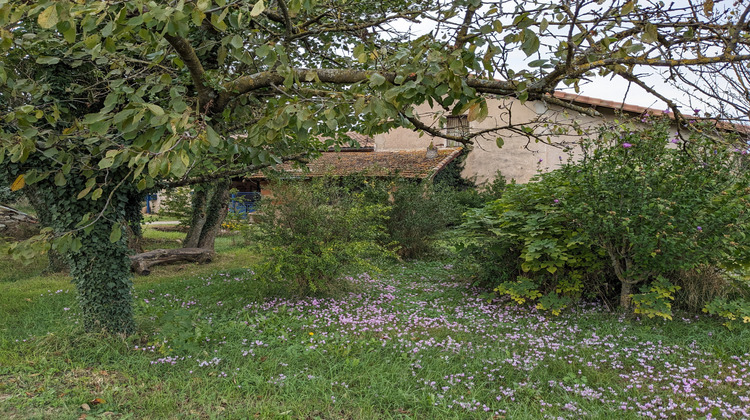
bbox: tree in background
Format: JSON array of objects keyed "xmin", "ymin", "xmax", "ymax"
[{"xmin": 2, "ymin": 0, "xmax": 750, "ymax": 333}]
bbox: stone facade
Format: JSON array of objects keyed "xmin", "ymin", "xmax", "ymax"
[{"xmin": 374, "ymin": 92, "xmax": 668, "ymax": 185}]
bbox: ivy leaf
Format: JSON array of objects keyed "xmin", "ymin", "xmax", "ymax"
[
  {"xmin": 109, "ymin": 223, "xmax": 122, "ymax": 243},
  {"xmin": 10, "ymin": 174, "xmax": 25, "ymax": 191},
  {"xmin": 250, "ymin": 0, "xmax": 266, "ymax": 17},
  {"xmin": 37, "ymin": 5, "xmax": 58, "ymax": 29}
]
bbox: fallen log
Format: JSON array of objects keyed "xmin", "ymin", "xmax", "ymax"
[{"xmin": 130, "ymin": 248, "xmax": 215, "ymax": 275}]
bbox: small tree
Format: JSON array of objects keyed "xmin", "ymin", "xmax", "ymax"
[{"xmin": 564, "ymin": 118, "xmax": 750, "ymax": 310}]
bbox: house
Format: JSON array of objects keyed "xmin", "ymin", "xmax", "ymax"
[
  {"xmin": 374, "ymin": 91, "xmax": 688, "ymax": 185},
  {"xmin": 236, "ymin": 144, "xmax": 463, "ymax": 200}
]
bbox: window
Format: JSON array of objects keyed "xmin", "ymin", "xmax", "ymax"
[{"xmin": 445, "ymin": 115, "xmax": 468, "ymax": 146}]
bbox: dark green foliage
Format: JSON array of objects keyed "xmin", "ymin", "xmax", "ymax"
[
  {"xmin": 481, "ymin": 171, "xmax": 509, "ymax": 201},
  {"xmin": 1, "ymin": 160, "xmax": 137, "ymax": 334},
  {"xmin": 386, "ymin": 181, "xmax": 457, "ymax": 259},
  {"xmin": 67, "ymin": 220, "xmax": 134, "ymax": 334},
  {"xmin": 461, "ymin": 119, "xmax": 750, "ymax": 320},
  {"xmin": 251, "ymin": 178, "xmax": 390, "ymax": 295},
  {"xmin": 0, "ymin": 186, "xmax": 21, "ymax": 204}
]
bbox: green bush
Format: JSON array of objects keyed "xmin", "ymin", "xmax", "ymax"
[
  {"xmin": 461, "ymin": 118, "xmax": 750, "ymax": 320},
  {"xmin": 250, "ymin": 178, "xmax": 390, "ymax": 295},
  {"xmin": 458, "ymin": 170, "xmax": 608, "ymax": 308},
  {"xmin": 564, "ymin": 118, "xmax": 750, "ymax": 313},
  {"xmin": 158, "ymin": 187, "xmax": 193, "ymax": 225},
  {"xmin": 386, "ymin": 181, "xmax": 458, "ymax": 259}
]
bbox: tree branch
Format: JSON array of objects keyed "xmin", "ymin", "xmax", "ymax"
[
  {"xmin": 163, "ymin": 153, "xmax": 308, "ymax": 188},
  {"xmin": 164, "ymin": 34, "xmax": 215, "ymax": 111}
]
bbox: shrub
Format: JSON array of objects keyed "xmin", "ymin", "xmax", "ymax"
[
  {"xmin": 251, "ymin": 178, "xmax": 390, "ymax": 295},
  {"xmin": 563, "ymin": 118, "xmax": 750, "ymax": 312},
  {"xmin": 458, "ymin": 170, "xmax": 606, "ymax": 309},
  {"xmin": 386, "ymin": 181, "xmax": 457, "ymax": 259},
  {"xmin": 461, "ymin": 118, "xmax": 750, "ymax": 320}
]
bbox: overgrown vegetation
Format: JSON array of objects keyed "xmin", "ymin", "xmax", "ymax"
[
  {"xmin": 460, "ymin": 119, "xmax": 750, "ymax": 321},
  {"xmin": 250, "ymin": 178, "xmax": 391, "ymax": 295}
]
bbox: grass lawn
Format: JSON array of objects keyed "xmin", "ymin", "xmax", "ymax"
[{"xmin": 1, "ymin": 232, "xmax": 749, "ymax": 419}]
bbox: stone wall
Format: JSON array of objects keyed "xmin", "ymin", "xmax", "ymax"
[{"xmin": 0, "ymin": 205, "xmax": 37, "ymax": 231}]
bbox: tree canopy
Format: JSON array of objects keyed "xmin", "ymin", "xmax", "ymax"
[{"xmin": 2, "ymin": 0, "xmax": 750, "ymax": 333}]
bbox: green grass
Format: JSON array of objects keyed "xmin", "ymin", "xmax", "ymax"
[{"xmin": 1, "ymin": 240, "xmax": 749, "ymax": 419}]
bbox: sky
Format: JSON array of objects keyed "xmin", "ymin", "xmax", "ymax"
[{"xmin": 388, "ymin": 0, "xmax": 728, "ymax": 115}]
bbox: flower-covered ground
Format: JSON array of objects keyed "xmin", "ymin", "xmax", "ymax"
[{"xmin": 1, "ymin": 260, "xmax": 749, "ymax": 419}]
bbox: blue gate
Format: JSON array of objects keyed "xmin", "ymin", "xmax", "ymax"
[{"xmin": 229, "ymin": 192, "xmax": 261, "ymax": 217}]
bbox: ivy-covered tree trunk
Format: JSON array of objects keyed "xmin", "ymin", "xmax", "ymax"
[
  {"xmin": 183, "ymin": 180, "xmax": 230, "ymax": 251},
  {"xmin": 67, "ymin": 221, "xmax": 135, "ymax": 334},
  {"xmin": 196, "ymin": 180, "xmax": 230, "ymax": 251},
  {"xmin": 41, "ymin": 173, "xmax": 136, "ymax": 335},
  {"xmin": 23, "ymin": 186, "xmax": 68, "ymax": 273},
  {"xmin": 620, "ymin": 281, "xmax": 633, "ymax": 309},
  {"xmin": 183, "ymin": 188, "xmax": 208, "ymax": 248},
  {"xmin": 124, "ymin": 193, "xmax": 144, "ymax": 253}
]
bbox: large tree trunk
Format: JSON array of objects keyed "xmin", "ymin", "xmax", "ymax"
[
  {"xmin": 183, "ymin": 180, "xmax": 231, "ymax": 251},
  {"xmin": 183, "ymin": 188, "xmax": 208, "ymax": 248},
  {"xmin": 38, "ymin": 175, "xmax": 137, "ymax": 335},
  {"xmin": 196, "ymin": 180, "xmax": 230, "ymax": 250},
  {"xmin": 67, "ymin": 221, "xmax": 135, "ymax": 334},
  {"xmin": 130, "ymin": 248, "xmax": 214, "ymax": 275},
  {"xmin": 124, "ymin": 192, "xmax": 144, "ymax": 253}
]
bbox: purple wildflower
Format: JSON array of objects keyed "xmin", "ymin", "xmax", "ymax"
[{"xmin": 622, "ymin": 143, "xmax": 633, "ymax": 148}]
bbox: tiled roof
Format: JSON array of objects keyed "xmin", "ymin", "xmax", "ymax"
[
  {"xmin": 552, "ymin": 91, "xmax": 750, "ymax": 134},
  {"xmin": 552, "ymin": 91, "xmax": 666, "ymax": 115},
  {"xmin": 250, "ymin": 148, "xmax": 463, "ymax": 179}
]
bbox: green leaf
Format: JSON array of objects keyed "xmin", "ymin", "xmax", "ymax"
[
  {"xmin": 36, "ymin": 56, "xmax": 60, "ymax": 65},
  {"xmin": 642, "ymin": 24, "xmax": 659, "ymax": 44},
  {"xmin": 230, "ymin": 34, "xmax": 243, "ymax": 49},
  {"xmin": 37, "ymin": 5, "xmax": 58, "ymax": 29},
  {"xmin": 98, "ymin": 157, "xmax": 114, "ymax": 169},
  {"xmin": 622, "ymin": 0, "xmax": 635, "ymax": 14},
  {"xmin": 60, "ymin": 20, "xmax": 77, "ymax": 44},
  {"xmin": 109, "ymin": 223, "xmax": 122, "ymax": 243},
  {"xmin": 54, "ymin": 172, "xmax": 66, "ymax": 187},
  {"xmin": 369, "ymin": 73, "xmax": 386, "ymax": 87},
  {"xmin": 529, "ymin": 59, "xmax": 547, "ymax": 67},
  {"xmin": 206, "ymin": 125, "xmax": 221, "ymax": 147},
  {"xmin": 496, "ymin": 137, "xmax": 505, "ymax": 148},
  {"xmin": 144, "ymin": 103, "xmax": 165, "ymax": 116},
  {"xmin": 521, "ymin": 30, "xmax": 540, "ymax": 56},
  {"xmin": 197, "ymin": 0, "xmax": 211, "ymax": 11},
  {"xmin": 250, "ymin": 0, "xmax": 266, "ymax": 17}
]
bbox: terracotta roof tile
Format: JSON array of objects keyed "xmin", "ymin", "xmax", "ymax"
[{"xmin": 250, "ymin": 148, "xmax": 463, "ymax": 179}]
